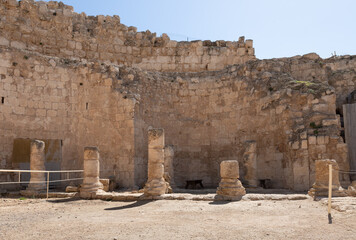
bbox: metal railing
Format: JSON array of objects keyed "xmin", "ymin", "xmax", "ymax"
[{"xmin": 0, "ymin": 169, "xmax": 84, "ymax": 199}]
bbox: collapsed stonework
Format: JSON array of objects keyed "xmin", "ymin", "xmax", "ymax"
[{"xmin": 0, "ymin": 0, "xmax": 356, "ymax": 191}]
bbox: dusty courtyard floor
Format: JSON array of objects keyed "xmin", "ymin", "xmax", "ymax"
[{"xmin": 0, "ymin": 197, "xmax": 355, "ymax": 240}]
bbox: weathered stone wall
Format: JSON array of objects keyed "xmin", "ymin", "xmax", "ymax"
[
  {"xmin": 0, "ymin": 45, "xmax": 352, "ymax": 190},
  {"xmin": 118, "ymin": 58, "xmax": 349, "ymax": 190},
  {"xmin": 0, "ymin": 0, "xmax": 355, "ymax": 191},
  {"xmin": 287, "ymin": 54, "xmax": 356, "ymax": 111},
  {"xmin": 0, "ymin": 0, "xmax": 255, "ymax": 72},
  {"xmin": 0, "ymin": 47, "xmax": 137, "ymax": 187}
]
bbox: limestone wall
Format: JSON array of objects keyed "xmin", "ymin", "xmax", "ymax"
[
  {"xmin": 287, "ymin": 54, "xmax": 356, "ymax": 111},
  {"xmin": 0, "ymin": 0, "xmax": 255, "ymax": 72},
  {"xmin": 119, "ymin": 59, "xmax": 348, "ymax": 190},
  {"xmin": 0, "ymin": 0, "xmax": 354, "ymax": 191},
  {"xmin": 0, "ymin": 45, "xmax": 351, "ymax": 190},
  {"xmin": 0, "ymin": 47, "xmax": 137, "ymax": 188}
]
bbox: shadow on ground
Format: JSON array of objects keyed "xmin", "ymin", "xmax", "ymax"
[
  {"xmin": 104, "ymin": 200, "xmax": 151, "ymax": 211},
  {"xmin": 208, "ymin": 201, "xmax": 231, "ymax": 205},
  {"xmin": 47, "ymin": 197, "xmax": 82, "ymax": 203}
]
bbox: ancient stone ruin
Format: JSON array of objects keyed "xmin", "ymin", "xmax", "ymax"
[
  {"xmin": 0, "ymin": 0, "xmax": 355, "ymax": 194},
  {"xmin": 21, "ymin": 140, "xmax": 46, "ymax": 196},
  {"xmin": 308, "ymin": 159, "xmax": 346, "ymax": 197},
  {"xmin": 144, "ymin": 128, "xmax": 167, "ymax": 196},
  {"xmin": 216, "ymin": 160, "xmax": 246, "ymax": 200},
  {"xmin": 80, "ymin": 146, "xmax": 104, "ymax": 199}
]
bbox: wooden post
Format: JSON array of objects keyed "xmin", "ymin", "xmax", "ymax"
[{"xmin": 328, "ymin": 164, "xmax": 332, "ymax": 224}]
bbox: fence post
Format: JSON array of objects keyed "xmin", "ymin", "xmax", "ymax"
[
  {"xmin": 46, "ymin": 171, "xmax": 50, "ymax": 200},
  {"xmin": 328, "ymin": 164, "xmax": 332, "ymax": 224}
]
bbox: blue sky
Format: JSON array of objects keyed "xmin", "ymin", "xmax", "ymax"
[{"xmin": 44, "ymin": 0, "xmax": 356, "ymax": 59}]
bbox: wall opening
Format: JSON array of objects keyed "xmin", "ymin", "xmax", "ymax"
[
  {"xmin": 11, "ymin": 138, "xmax": 63, "ymax": 190},
  {"xmin": 1, "ymin": 97, "xmax": 4, "ymax": 104}
]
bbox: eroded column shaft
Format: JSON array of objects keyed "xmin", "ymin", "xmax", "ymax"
[
  {"xmin": 80, "ymin": 146, "xmax": 103, "ymax": 198},
  {"xmin": 243, "ymin": 141, "xmax": 258, "ymax": 187},
  {"xmin": 27, "ymin": 140, "xmax": 46, "ymax": 192},
  {"xmin": 164, "ymin": 145, "xmax": 175, "ymax": 189},
  {"xmin": 144, "ymin": 128, "xmax": 167, "ymax": 196}
]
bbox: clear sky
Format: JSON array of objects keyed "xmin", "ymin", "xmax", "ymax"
[{"xmin": 43, "ymin": 0, "xmax": 356, "ymax": 59}]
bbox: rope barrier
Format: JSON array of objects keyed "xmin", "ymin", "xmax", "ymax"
[
  {"xmin": 0, "ymin": 169, "xmax": 84, "ymax": 173},
  {"xmin": 0, "ymin": 178, "xmax": 83, "ymax": 185},
  {"xmin": 332, "ymin": 169, "xmax": 356, "ymax": 174},
  {"xmin": 0, "ymin": 169, "xmax": 84, "ymax": 199}
]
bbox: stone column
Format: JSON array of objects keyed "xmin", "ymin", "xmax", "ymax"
[
  {"xmin": 308, "ymin": 159, "xmax": 346, "ymax": 197},
  {"xmin": 216, "ymin": 160, "xmax": 246, "ymax": 201},
  {"xmin": 243, "ymin": 141, "xmax": 258, "ymax": 187},
  {"xmin": 80, "ymin": 147, "xmax": 103, "ymax": 199},
  {"xmin": 144, "ymin": 129, "xmax": 167, "ymax": 196},
  {"xmin": 24, "ymin": 140, "xmax": 46, "ymax": 194},
  {"xmin": 164, "ymin": 145, "xmax": 175, "ymax": 191}
]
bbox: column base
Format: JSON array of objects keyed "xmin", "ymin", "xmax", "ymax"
[
  {"xmin": 308, "ymin": 186, "xmax": 347, "ymax": 198},
  {"xmin": 216, "ymin": 178, "xmax": 246, "ymax": 201},
  {"xmin": 144, "ymin": 178, "xmax": 167, "ymax": 196},
  {"xmin": 80, "ymin": 189, "xmax": 105, "ymax": 199}
]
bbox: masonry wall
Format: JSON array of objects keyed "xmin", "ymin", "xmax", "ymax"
[
  {"xmin": 119, "ymin": 59, "xmax": 348, "ymax": 190},
  {"xmin": 0, "ymin": 0, "xmax": 255, "ymax": 73},
  {"xmin": 0, "ymin": 47, "xmax": 136, "ymax": 188},
  {"xmin": 0, "ymin": 46, "xmax": 352, "ymax": 190},
  {"xmin": 0, "ymin": 0, "xmax": 354, "ymax": 191},
  {"xmin": 287, "ymin": 54, "xmax": 356, "ymax": 111}
]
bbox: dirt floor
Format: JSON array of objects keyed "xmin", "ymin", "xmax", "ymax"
[{"xmin": 0, "ymin": 197, "xmax": 355, "ymax": 240}]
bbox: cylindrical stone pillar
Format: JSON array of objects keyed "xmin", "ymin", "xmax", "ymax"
[
  {"xmin": 164, "ymin": 145, "xmax": 175, "ymax": 190},
  {"xmin": 216, "ymin": 160, "xmax": 246, "ymax": 201},
  {"xmin": 80, "ymin": 147, "xmax": 103, "ymax": 199},
  {"xmin": 26, "ymin": 140, "xmax": 46, "ymax": 192},
  {"xmin": 243, "ymin": 141, "xmax": 258, "ymax": 187},
  {"xmin": 144, "ymin": 129, "xmax": 167, "ymax": 196}
]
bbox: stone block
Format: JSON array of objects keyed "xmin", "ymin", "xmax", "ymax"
[
  {"xmin": 148, "ymin": 128, "xmax": 164, "ymax": 148},
  {"xmin": 292, "ymin": 141, "xmax": 299, "ymax": 150},
  {"xmin": 245, "ymin": 39, "xmax": 253, "ymax": 48},
  {"xmin": 99, "ymin": 179, "xmax": 110, "ymax": 192},
  {"xmin": 84, "ymin": 146, "xmax": 100, "ymax": 160},
  {"xmin": 65, "ymin": 186, "xmax": 79, "ymax": 192},
  {"xmin": 0, "ymin": 37, "xmax": 9, "ymax": 46},
  {"xmin": 301, "ymin": 140, "xmax": 308, "ymax": 149},
  {"xmin": 322, "ymin": 118, "xmax": 338, "ymax": 126},
  {"xmin": 308, "ymin": 136, "xmax": 316, "ymax": 145},
  {"xmin": 317, "ymin": 136, "xmax": 325, "ymax": 145},
  {"xmin": 220, "ymin": 160, "xmax": 239, "ymax": 179},
  {"xmin": 308, "ymin": 159, "xmax": 346, "ymax": 197}
]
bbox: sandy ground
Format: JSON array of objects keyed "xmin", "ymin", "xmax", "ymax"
[{"xmin": 0, "ymin": 197, "xmax": 355, "ymax": 240}]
